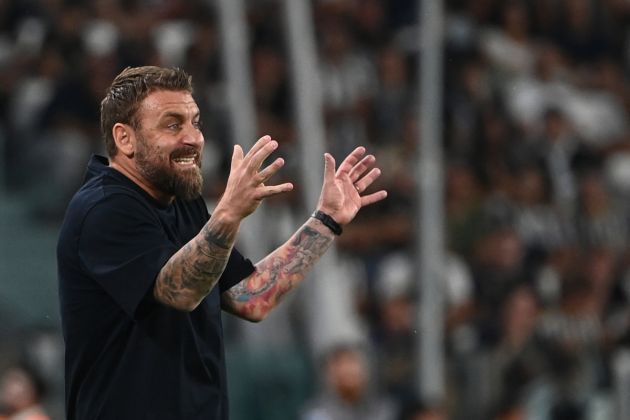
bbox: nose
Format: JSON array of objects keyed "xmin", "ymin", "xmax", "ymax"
[{"xmin": 181, "ymin": 123, "xmax": 204, "ymax": 149}]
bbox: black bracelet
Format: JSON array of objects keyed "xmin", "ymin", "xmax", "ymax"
[{"xmin": 311, "ymin": 210, "xmax": 343, "ymax": 236}]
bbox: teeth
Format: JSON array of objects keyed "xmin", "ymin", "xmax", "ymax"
[{"xmin": 173, "ymin": 157, "xmax": 195, "ymax": 164}]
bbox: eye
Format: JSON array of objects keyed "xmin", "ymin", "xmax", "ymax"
[
  {"xmin": 193, "ymin": 120, "xmax": 203, "ymax": 130},
  {"xmin": 167, "ymin": 123, "xmax": 181, "ymax": 131}
]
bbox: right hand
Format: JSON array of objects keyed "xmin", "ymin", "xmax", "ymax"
[{"xmin": 214, "ymin": 135, "xmax": 293, "ymax": 222}]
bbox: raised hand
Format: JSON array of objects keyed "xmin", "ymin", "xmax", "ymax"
[
  {"xmin": 215, "ymin": 135, "xmax": 293, "ymax": 221},
  {"xmin": 316, "ymin": 147, "xmax": 387, "ymax": 225}
]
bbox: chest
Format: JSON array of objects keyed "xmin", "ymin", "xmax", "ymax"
[{"xmin": 156, "ymin": 200, "xmax": 207, "ymax": 248}]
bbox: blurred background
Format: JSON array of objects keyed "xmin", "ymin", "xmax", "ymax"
[{"xmin": 0, "ymin": 0, "xmax": 629, "ymax": 419}]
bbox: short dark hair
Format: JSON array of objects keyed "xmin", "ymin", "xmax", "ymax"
[{"xmin": 100, "ymin": 66, "xmax": 193, "ymax": 156}]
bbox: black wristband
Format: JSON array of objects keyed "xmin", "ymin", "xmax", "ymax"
[{"xmin": 311, "ymin": 210, "xmax": 343, "ymax": 236}]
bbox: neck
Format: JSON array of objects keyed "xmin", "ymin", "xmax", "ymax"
[{"xmin": 109, "ymin": 158, "xmax": 174, "ymax": 205}]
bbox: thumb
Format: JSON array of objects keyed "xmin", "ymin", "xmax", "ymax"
[{"xmin": 323, "ymin": 153, "xmax": 336, "ymax": 182}]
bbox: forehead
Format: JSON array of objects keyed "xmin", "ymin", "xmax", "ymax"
[{"xmin": 138, "ymin": 90, "xmax": 199, "ymax": 118}]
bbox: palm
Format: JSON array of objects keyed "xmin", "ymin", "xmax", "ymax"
[{"xmin": 317, "ymin": 147, "xmax": 387, "ymax": 226}]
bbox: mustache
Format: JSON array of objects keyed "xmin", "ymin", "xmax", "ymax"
[{"xmin": 170, "ymin": 146, "xmax": 202, "ymax": 164}]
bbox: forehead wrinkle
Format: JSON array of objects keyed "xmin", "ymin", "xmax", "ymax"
[{"xmin": 138, "ymin": 91, "xmax": 199, "ymax": 122}]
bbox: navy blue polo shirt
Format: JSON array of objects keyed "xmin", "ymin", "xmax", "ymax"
[{"xmin": 57, "ymin": 155, "xmax": 255, "ymax": 420}]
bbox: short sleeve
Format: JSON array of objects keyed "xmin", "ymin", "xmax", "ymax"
[
  {"xmin": 219, "ymin": 248, "xmax": 255, "ymax": 293},
  {"xmin": 78, "ymin": 194, "xmax": 177, "ymax": 318}
]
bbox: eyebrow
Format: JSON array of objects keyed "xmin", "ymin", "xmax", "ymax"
[{"xmin": 160, "ymin": 111, "xmax": 201, "ymax": 121}]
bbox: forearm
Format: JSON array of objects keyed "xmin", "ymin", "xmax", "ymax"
[
  {"xmin": 222, "ymin": 217, "xmax": 335, "ymax": 321},
  {"xmin": 153, "ymin": 208, "xmax": 240, "ymax": 311}
]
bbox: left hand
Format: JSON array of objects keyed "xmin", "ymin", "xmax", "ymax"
[{"xmin": 316, "ymin": 146, "xmax": 387, "ymax": 225}]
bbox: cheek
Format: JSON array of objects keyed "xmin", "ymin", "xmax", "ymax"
[{"xmin": 147, "ymin": 143, "xmax": 169, "ymax": 161}]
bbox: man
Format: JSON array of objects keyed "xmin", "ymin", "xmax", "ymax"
[
  {"xmin": 301, "ymin": 344, "xmax": 398, "ymax": 420},
  {"xmin": 56, "ymin": 66, "xmax": 386, "ymax": 419},
  {"xmin": 0, "ymin": 364, "xmax": 50, "ymax": 420}
]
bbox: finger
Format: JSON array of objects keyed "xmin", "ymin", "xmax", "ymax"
[
  {"xmin": 336, "ymin": 146, "xmax": 366, "ymax": 176},
  {"xmin": 244, "ymin": 135, "xmax": 272, "ymax": 159},
  {"xmin": 354, "ymin": 167, "xmax": 382, "ymax": 193},
  {"xmin": 231, "ymin": 144, "xmax": 244, "ymax": 169},
  {"xmin": 360, "ymin": 190, "xmax": 388, "ymax": 207},
  {"xmin": 249, "ymin": 139, "xmax": 279, "ymax": 170},
  {"xmin": 323, "ymin": 153, "xmax": 336, "ymax": 182},
  {"xmin": 257, "ymin": 157, "xmax": 285, "ymax": 183},
  {"xmin": 257, "ymin": 182, "xmax": 294, "ymax": 199},
  {"xmin": 348, "ymin": 154, "xmax": 376, "ymax": 183}
]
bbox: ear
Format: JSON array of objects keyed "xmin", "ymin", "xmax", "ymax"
[{"xmin": 112, "ymin": 123, "xmax": 135, "ymax": 157}]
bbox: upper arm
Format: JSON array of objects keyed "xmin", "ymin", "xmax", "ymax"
[{"xmin": 78, "ymin": 194, "xmax": 177, "ymax": 318}]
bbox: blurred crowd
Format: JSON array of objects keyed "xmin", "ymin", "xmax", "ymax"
[{"xmin": 1, "ymin": 0, "xmax": 629, "ymax": 419}]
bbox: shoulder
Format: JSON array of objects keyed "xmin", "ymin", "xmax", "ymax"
[
  {"xmin": 59, "ymin": 180, "xmax": 159, "ymax": 249},
  {"xmin": 67, "ymin": 183, "xmax": 154, "ymax": 225}
]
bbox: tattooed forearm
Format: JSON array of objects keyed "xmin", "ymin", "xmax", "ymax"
[
  {"xmin": 282, "ymin": 227, "xmax": 332, "ymax": 275},
  {"xmin": 222, "ymin": 218, "xmax": 334, "ymax": 321},
  {"xmin": 154, "ymin": 215, "xmax": 239, "ymax": 311}
]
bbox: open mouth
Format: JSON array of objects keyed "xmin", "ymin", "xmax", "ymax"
[
  {"xmin": 171, "ymin": 151, "xmax": 200, "ymax": 168},
  {"xmin": 172, "ymin": 156, "xmax": 197, "ymax": 166}
]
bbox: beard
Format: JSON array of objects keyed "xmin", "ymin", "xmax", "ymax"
[{"xmin": 135, "ymin": 134, "xmax": 203, "ymax": 201}]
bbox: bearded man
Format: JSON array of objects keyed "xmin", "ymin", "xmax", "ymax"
[{"xmin": 56, "ymin": 66, "xmax": 386, "ymax": 419}]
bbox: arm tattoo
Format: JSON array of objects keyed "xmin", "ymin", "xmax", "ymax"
[
  {"xmin": 154, "ymin": 216, "xmax": 237, "ymax": 310},
  {"xmin": 223, "ymin": 220, "xmax": 333, "ymax": 319}
]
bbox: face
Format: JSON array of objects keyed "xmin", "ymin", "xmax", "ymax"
[
  {"xmin": 327, "ymin": 351, "xmax": 367, "ymax": 402},
  {"xmin": 0, "ymin": 368, "xmax": 38, "ymax": 412},
  {"xmin": 133, "ymin": 90, "xmax": 204, "ymax": 201}
]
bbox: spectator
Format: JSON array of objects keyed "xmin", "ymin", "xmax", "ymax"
[
  {"xmin": 446, "ymin": 161, "xmax": 486, "ymax": 258},
  {"xmin": 508, "ymin": 163, "xmax": 570, "ymax": 259},
  {"xmin": 371, "ymin": 253, "xmax": 416, "ymax": 403},
  {"xmin": 0, "ymin": 364, "xmax": 49, "ymax": 420},
  {"xmin": 538, "ymin": 275, "xmax": 608, "ymax": 414},
  {"xmin": 301, "ymin": 344, "xmax": 398, "ymax": 420},
  {"xmin": 479, "ymin": 1, "xmax": 536, "ymax": 81},
  {"xmin": 471, "ymin": 226, "xmax": 528, "ymax": 333},
  {"xmin": 457, "ymin": 286, "xmax": 545, "ymax": 420},
  {"xmin": 537, "ymin": 107, "xmax": 585, "ymax": 215},
  {"xmin": 575, "ymin": 170, "xmax": 629, "ymax": 253}
]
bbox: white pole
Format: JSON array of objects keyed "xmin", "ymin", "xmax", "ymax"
[
  {"xmin": 614, "ymin": 349, "xmax": 630, "ymax": 420},
  {"xmin": 282, "ymin": 0, "xmax": 326, "ymax": 209},
  {"xmin": 416, "ymin": 0, "xmax": 446, "ymax": 403},
  {"xmin": 214, "ymin": 0, "xmax": 269, "ymax": 260},
  {"xmin": 283, "ymin": 0, "xmax": 365, "ymax": 355},
  {"xmin": 214, "ymin": 0, "xmax": 308, "ymax": 352}
]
